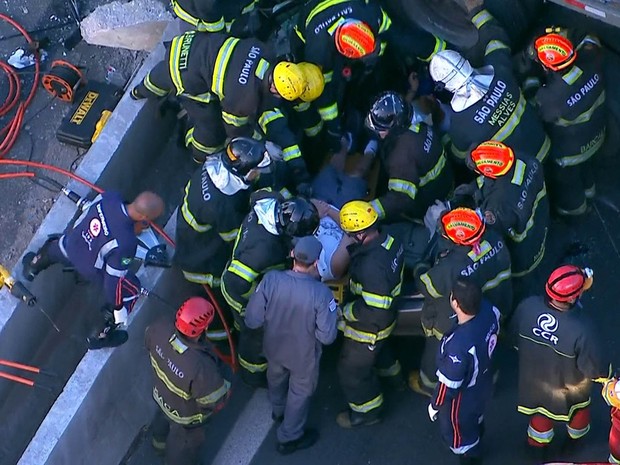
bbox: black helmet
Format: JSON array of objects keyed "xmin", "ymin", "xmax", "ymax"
[
  {"xmin": 276, "ymin": 197, "xmax": 319, "ymax": 237},
  {"xmin": 221, "ymin": 137, "xmax": 269, "ymax": 177},
  {"xmin": 365, "ymin": 91, "xmax": 412, "ymax": 134}
]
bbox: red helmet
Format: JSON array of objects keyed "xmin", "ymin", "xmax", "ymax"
[
  {"xmin": 534, "ymin": 33, "xmax": 577, "ymax": 71},
  {"xmin": 175, "ymin": 297, "xmax": 215, "ymax": 337},
  {"xmin": 470, "ymin": 141, "xmax": 515, "ymax": 179},
  {"xmin": 441, "ymin": 207, "xmax": 485, "ymax": 246},
  {"xmin": 545, "ymin": 265, "xmax": 590, "ymax": 302},
  {"xmin": 335, "ymin": 19, "xmax": 376, "ymax": 59}
]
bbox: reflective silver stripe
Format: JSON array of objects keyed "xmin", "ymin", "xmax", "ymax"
[
  {"xmin": 419, "ymin": 152, "xmax": 447, "ymax": 187},
  {"xmin": 491, "ymin": 93, "xmax": 526, "ymax": 142},
  {"xmin": 555, "ymin": 128, "xmax": 605, "ymax": 167},
  {"xmin": 105, "ymin": 263, "xmax": 127, "ymax": 278},
  {"xmin": 182, "ymin": 270, "xmax": 220, "ymax": 287},
  {"xmin": 509, "ymin": 185, "xmax": 546, "ymax": 242},
  {"xmin": 481, "ymin": 268, "xmax": 511, "ymax": 292},
  {"xmin": 196, "ymin": 379, "xmax": 230, "ymax": 405},
  {"xmin": 561, "ymin": 66, "xmax": 583, "ymax": 85},
  {"xmin": 58, "ymin": 236, "xmax": 69, "ymax": 259},
  {"xmin": 555, "ymin": 90, "xmax": 605, "ymax": 127},
  {"xmin": 450, "ymin": 438, "xmax": 480, "ymax": 455},
  {"xmin": 510, "ymin": 159, "xmax": 526, "ymax": 185},
  {"xmin": 95, "ymin": 239, "xmax": 119, "ymax": 270}
]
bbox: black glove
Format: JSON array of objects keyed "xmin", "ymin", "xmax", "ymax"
[
  {"xmin": 130, "ymin": 86, "xmax": 146, "ymax": 100},
  {"xmin": 454, "ymin": 183, "xmax": 477, "ymax": 197}
]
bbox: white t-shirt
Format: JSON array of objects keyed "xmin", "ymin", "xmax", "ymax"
[{"xmin": 314, "ymin": 216, "xmax": 344, "ymax": 281}]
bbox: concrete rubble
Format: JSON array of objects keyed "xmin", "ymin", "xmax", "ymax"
[{"xmin": 80, "ymin": 0, "xmax": 173, "ymax": 51}]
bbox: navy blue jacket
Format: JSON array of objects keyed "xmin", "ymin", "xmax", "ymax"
[
  {"xmin": 431, "ymin": 299, "xmax": 500, "ymax": 411},
  {"xmin": 61, "ymin": 191, "xmax": 138, "ymax": 308}
]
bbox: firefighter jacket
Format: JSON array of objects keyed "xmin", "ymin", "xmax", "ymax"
[
  {"xmin": 145, "ymin": 319, "xmax": 230, "ymax": 426},
  {"xmin": 293, "ymin": 0, "xmax": 393, "ymax": 135},
  {"xmin": 220, "ymin": 190, "xmax": 291, "ymax": 315},
  {"xmin": 475, "ymin": 154, "xmax": 549, "ymax": 277},
  {"xmin": 369, "ymin": 122, "xmax": 452, "ymax": 223},
  {"xmin": 447, "ymin": 9, "xmax": 550, "ymax": 163},
  {"xmin": 339, "ymin": 232, "xmax": 404, "ymax": 345},
  {"xmin": 61, "ymin": 191, "xmax": 137, "ymax": 309},
  {"xmin": 431, "ymin": 299, "xmax": 500, "ymax": 416},
  {"xmin": 136, "ymin": 32, "xmax": 306, "ymax": 170},
  {"xmin": 418, "ymin": 228, "xmax": 512, "ymax": 338},
  {"xmin": 174, "ymin": 156, "xmax": 252, "ymax": 286},
  {"xmin": 535, "ymin": 35, "xmax": 606, "ymax": 168},
  {"xmin": 170, "ymin": 0, "xmax": 255, "ymax": 32},
  {"xmin": 245, "ymin": 269, "xmax": 338, "ymax": 375},
  {"xmin": 512, "ymin": 296, "xmax": 604, "ymax": 421}
]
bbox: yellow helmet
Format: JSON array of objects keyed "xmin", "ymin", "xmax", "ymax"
[
  {"xmin": 340, "ymin": 200, "xmax": 378, "ymax": 233},
  {"xmin": 298, "ymin": 62, "xmax": 324, "ymax": 102},
  {"xmin": 273, "ymin": 62, "xmax": 305, "ymax": 101}
]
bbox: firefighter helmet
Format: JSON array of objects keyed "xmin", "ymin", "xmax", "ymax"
[
  {"xmin": 545, "ymin": 264, "xmax": 592, "ymax": 302},
  {"xmin": 429, "ymin": 50, "xmax": 473, "ymax": 93},
  {"xmin": 602, "ymin": 378, "xmax": 620, "ymax": 409},
  {"xmin": 441, "ymin": 207, "xmax": 485, "ymax": 246},
  {"xmin": 470, "ymin": 141, "xmax": 515, "ymax": 179},
  {"xmin": 334, "ymin": 19, "xmax": 376, "ymax": 59},
  {"xmin": 365, "ymin": 91, "xmax": 412, "ymax": 134},
  {"xmin": 175, "ymin": 297, "xmax": 215, "ymax": 338},
  {"xmin": 276, "ymin": 197, "xmax": 320, "ymax": 237},
  {"xmin": 534, "ymin": 33, "xmax": 577, "ymax": 71},
  {"xmin": 273, "ymin": 62, "xmax": 306, "ymax": 101},
  {"xmin": 340, "ymin": 200, "xmax": 378, "ymax": 233},
  {"xmin": 221, "ymin": 137, "xmax": 269, "ymax": 177},
  {"xmin": 298, "ymin": 62, "xmax": 325, "ymax": 102}
]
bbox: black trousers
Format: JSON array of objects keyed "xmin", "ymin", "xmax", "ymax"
[
  {"xmin": 152, "ymin": 410, "xmax": 206, "ymax": 465},
  {"xmin": 233, "ymin": 310, "xmax": 267, "ymax": 386},
  {"xmin": 547, "ymin": 159, "xmax": 594, "ymax": 216},
  {"xmin": 420, "ymin": 335, "xmax": 442, "ymax": 385},
  {"xmin": 338, "ymin": 338, "xmax": 397, "ymax": 417}
]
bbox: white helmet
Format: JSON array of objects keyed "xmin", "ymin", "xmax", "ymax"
[{"xmin": 429, "ymin": 50, "xmax": 473, "ymax": 93}]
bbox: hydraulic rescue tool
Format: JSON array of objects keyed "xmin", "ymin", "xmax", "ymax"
[{"xmin": 0, "ymin": 265, "xmax": 61, "ymax": 333}]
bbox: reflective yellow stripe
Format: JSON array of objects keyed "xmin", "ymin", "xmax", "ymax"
[
  {"xmin": 511, "ymin": 230, "xmax": 545, "ymax": 278},
  {"xmin": 535, "ymin": 135, "xmax": 551, "ymax": 163},
  {"xmin": 220, "ymin": 278, "xmax": 244, "ymax": 312},
  {"xmin": 181, "ymin": 183, "xmax": 212, "ymax": 233},
  {"xmin": 361, "ymin": 290, "xmax": 392, "ymax": 309},
  {"xmin": 169, "ymin": 35, "xmax": 187, "ymax": 94},
  {"xmin": 319, "ymin": 102, "xmax": 339, "ymax": 121},
  {"xmin": 294, "ymin": 25, "xmax": 306, "ymax": 43},
  {"xmin": 206, "ymin": 329, "xmax": 230, "ymax": 341},
  {"xmin": 556, "ymin": 200, "xmax": 588, "ymax": 216},
  {"xmin": 241, "ymin": 0, "xmax": 257, "ymax": 14},
  {"xmin": 379, "ymin": 41, "xmax": 387, "ymax": 56},
  {"xmin": 222, "ymin": 111, "xmax": 249, "ymax": 127},
  {"xmin": 182, "ymin": 270, "xmax": 220, "ymax": 287},
  {"xmin": 555, "ymin": 90, "xmax": 605, "ymax": 127},
  {"xmin": 420, "ymin": 36, "xmax": 447, "ymax": 62},
  {"xmin": 212, "ymin": 38, "xmax": 240, "ymax": 98},
  {"xmin": 388, "ymin": 178, "xmax": 418, "ymax": 201},
  {"xmin": 485, "ymin": 40, "xmax": 510, "ymax": 56},
  {"xmin": 527, "ymin": 424, "xmax": 554, "ymax": 444},
  {"xmin": 567, "ymin": 423, "xmax": 590, "ymax": 439},
  {"xmin": 196, "ymin": 380, "xmax": 230, "ymax": 405},
  {"xmin": 227, "ymin": 259, "xmax": 259, "ymax": 283},
  {"xmin": 258, "ymin": 109, "xmax": 284, "ymax": 132},
  {"xmin": 305, "ymin": 0, "xmax": 351, "ymax": 28},
  {"xmin": 451, "ymin": 142, "xmax": 469, "ymax": 160},
  {"xmin": 323, "ymin": 71, "xmax": 333, "ymax": 83},
  {"xmin": 150, "ymin": 355, "xmax": 191, "ymax": 400},
  {"xmin": 144, "ymin": 74, "xmax": 169, "ymax": 96},
  {"xmin": 304, "ymin": 120, "xmax": 324, "ymax": 137},
  {"xmin": 219, "ymin": 229, "xmax": 239, "ymax": 242},
  {"xmin": 491, "ymin": 93, "xmax": 526, "ymax": 142},
  {"xmin": 338, "ymin": 320, "xmax": 396, "ymax": 343},
  {"xmin": 379, "ymin": 9, "xmax": 391, "ymax": 33},
  {"xmin": 238, "ymin": 356, "xmax": 267, "ymax": 373},
  {"xmin": 467, "ymin": 240, "xmax": 492, "ymax": 261},
  {"xmin": 555, "ymin": 128, "xmax": 605, "ymax": 167},
  {"xmin": 186, "ymin": 128, "xmax": 224, "ymax": 154},
  {"xmin": 184, "ymin": 92, "xmax": 213, "ymax": 103},
  {"xmin": 255, "ymin": 58, "xmax": 270, "ymax": 79},
  {"xmin": 518, "ymin": 399, "xmax": 591, "ymax": 422},
  {"xmin": 420, "ymin": 273, "xmax": 442, "ymax": 298},
  {"xmin": 510, "ymin": 159, "xmax": 526, "ymax": 185},
  {"xmin": 481, "ymin": 268, "xmax": 511, "ymax": 292},
  {"xmin": 282, "ymin": 145, "xmax": 302, "ymax": 161},
  {"xmin": 510, "ymin": 185, "xmax": 546, "ymax": 242},
  {"xmin": 196, "ymin": 17, "xmax": 225, "ymax": 33},
  {"xmin": 369, "ymin": 199, "xmax": 385, "ymax": 219},
  {"xmin": 381, "ymin": 235, "xmax": 394, "ymax": 250},
  {"xmin": 350, "ymin": 393, "xmax": 383, "ymax": 413},
  {"xmin": 342, "ymin": 302, "xmax": 357, "ymax": 322},
  {"xmin": 171, "ymin": 0, "xmax": 199, "ymax": 26},
  {"xmin": 476, "ymin": 176, "xmax": 484, "ymax": 189},
  {"xmin": 153, "ymin": 387, "xmax": 207, "ymax": 426},
  {"xmin": 294, "ymin": 102, "xmax": 311, "ymax": 112},
  {"xmin": 561, "ymin": 66, "xmax": 583, "ymax": 85},
  {"xmin": 419, "ymin": 152, "xmax": 447, "ymax": 187},
  {"xmin": 471, "ymin": 9, "xmax": 492, "ymax": 28}
]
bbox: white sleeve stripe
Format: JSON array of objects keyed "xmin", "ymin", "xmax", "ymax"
[{"xmin": 437, "ymin": 371, "xmax": 463, "ymax": 389}]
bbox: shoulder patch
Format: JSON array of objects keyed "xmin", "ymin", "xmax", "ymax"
[
  {"xmin": 329, "ymin": 299, "xmax": 337, "ymax": 313},
  {"xmin": 121, "ymin": 257, "xmax": 133, "ymax": 266},
  {"xmin": 449, "ymin": 355, "xmax": 461, "ymax": 364},
  {"xmin": 484, "ymin": 210, "xmax": 496, "ymax": 225}
]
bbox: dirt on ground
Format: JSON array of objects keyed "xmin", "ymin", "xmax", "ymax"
[{"xmin": 0, "ymin": 0, "xmax": 166, "ymax": 268}]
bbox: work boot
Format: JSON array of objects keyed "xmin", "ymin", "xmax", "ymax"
[
  {"xmin": 276, "ymin": 429, "xmax": 319, "ymax": 455},
  {"xmin": 86, "ymin": 322, "xmax": 128, "ymax": 350},
  {"xmin": 21, "ymin": 251, "xmax": 49, "ymax": 282},
  {"xmin": 336, "ymin": 410, "xmax": 381, "ymax": 429},
  {"xmin": 408, "ymin": 370, "xmax": 435, "ymax": 397}
]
